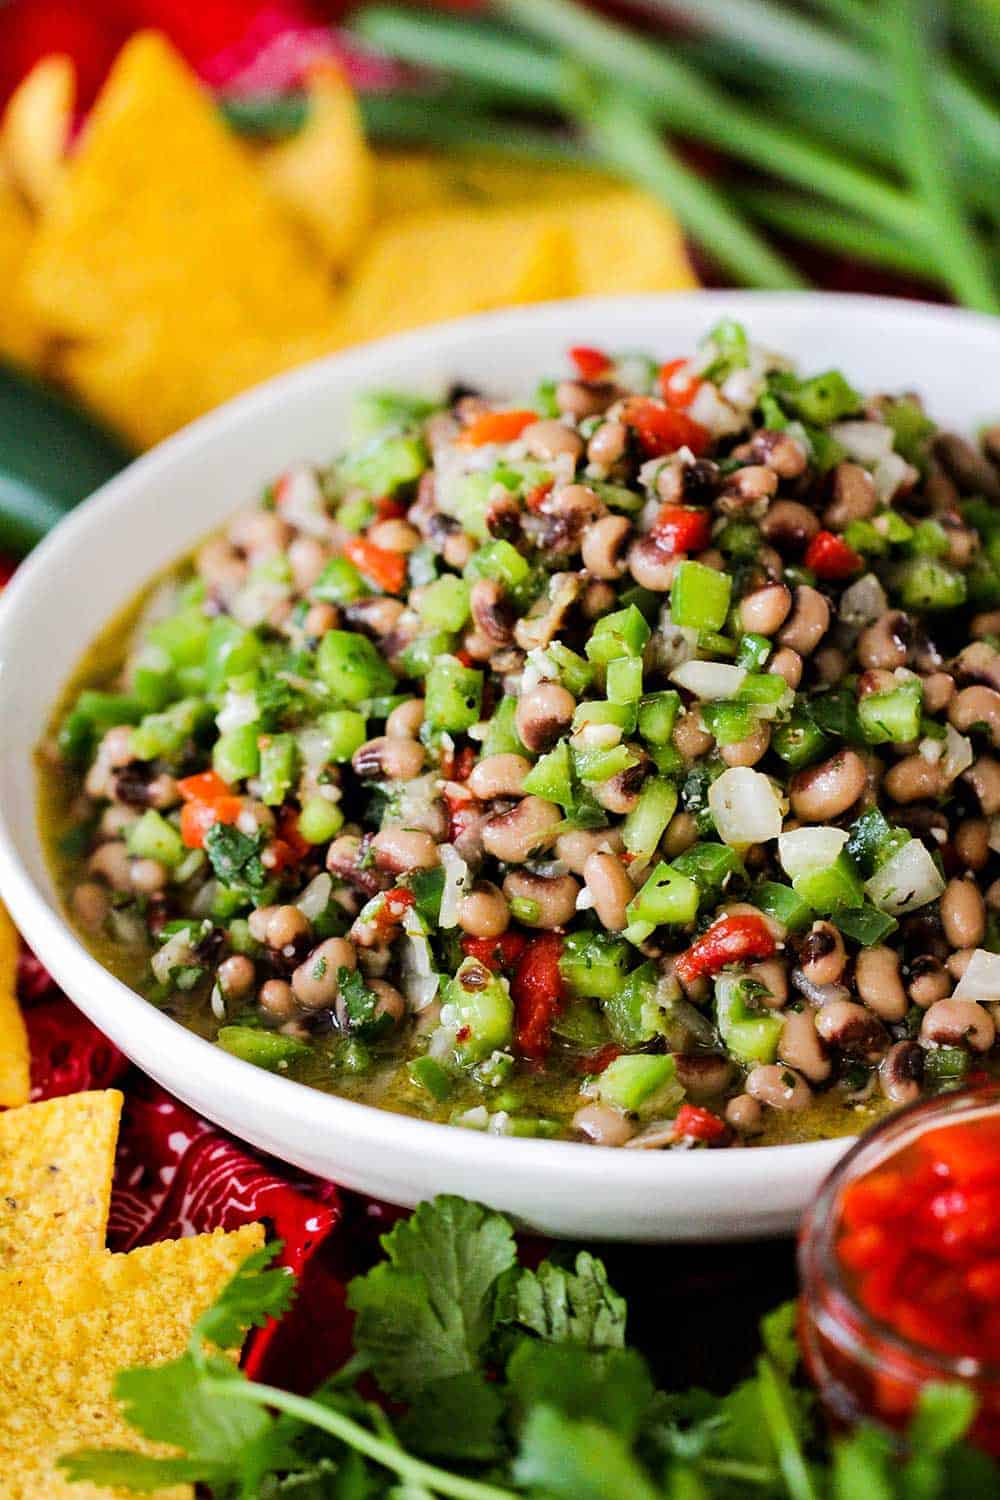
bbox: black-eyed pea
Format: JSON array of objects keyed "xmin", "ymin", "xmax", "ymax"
[
  {"xmin": 259, "ymin": 979, "xmax": 296, "ymax": 1021},
  {"xmin": 739, "ymin": 582, "xmax": 791, "ymax": 636},
  {"xmin": 371, "ymin": 827, "xmax": 440, "ymax": 873},
  {"xmin": 573, "ymin": 1102, "xmax": 635, "ymax": 1146},
  {"xmin": 857, "ymin": 611, "xmax": 911, "ymax": 670},
  {"xmin": 799, "ymin": 921, "xmax": 847, "ymax": 987},
  {"xmin": 855, "ymin": 946, "xmax": 907, "ymax": 1022},
  {"xmin": 515, "ymin": 682, "xmax": 576, "ymax": 754},
  {"xmin": 921, "ymin": 673, "xmax": 954, "ymax": 714},
  {"xmin": 884, "ymin": 754, "xmax": 944, "ymax": 804},
  {"xmin": 770, "ymin": 647, "xmax": 802, "ymax": 689},
  {"xmin": 71, "ymin": 881, "xmax": 110, "ymax": 930},
  {"xmin": 673, "ymin": 1054, "xmax": 734, "ymax": 1099},
  {"xmin": 778, "ymin": 1009, "xmax": 831, "ymax": 1083},
  {"xmin": 815, "ymin": 999, "xmax": 889, "ymax": 1061},
  {"xmin": 265, "ymin": 905, "xmax": 310, "ymax": 951},
  {"xmin": 941, "ymin": 876, "xmax": 986, "ymax": 949},
  {"xmin": 583, "ymin": 851, "xmax": 633, "ymax": 931},
  {"xmin": 745, "ymin": 1063, "xmax": 812, "ymax": 1111},
  {"xmin": 955, "ymin": 817, "xmax": 989, "ymax": 870},
  {"xmin": 555, "ymin": 827, "xmax": 624, "ymax": 875},
  {"xmin": 502, "ymin": 869, "xmax": 579, "ymax": 928},
  {"xmin": 920, "ymin": 997, "xmax": 996, "ymax": 1052},
  {"xmin": 777, "ymin": 585, "xmax": 830, "ymax": 657},
  {"xmin": 521, "ymin": 417, "xmax": 584, "ymax": 463},
  {"xmin": 790, "ymin": 749, "xmax": 866, "ymax": 821},
  {"xmin": 386, "ymin": 698, "xmax": 424, "ymax": 738},
  {"xmin": 947, "ymin": 947, "xmax": 978, "ymax": 981},
  {"xmin": 908, "ymin": 956, "xmax": 952, "ymax": 1008},
  {"xmin": 719, "ymin": 721, "xmax": 770, "ymax": 767},
  {"xmin": 581, "ymin": 514, "xmax": 632, "ymax": 579},
  {"xmin": 291, "ymin": 937, "xmax": 356, "ymax": 1010},
  {"xmin": 352, "ymin": 735, "xmax": 426, "ymax": 781},
  {"xmin": 482, "ymin": 796, "xmax": 562, "ymax": 863},
  {"xmin": 662, "ymin": 810, "xmax": 699, "ymax": 858},
  {"xmin": 456, "ymin": 881, "xmax": 510, "ymax": 939},
  {"xmin": 725, "ymin": 1093, "xmax": 764, "ymax": 1133},
  {"xmin": 467, "ymin": 753, "xmax": 532, "ymax": 800},
  {"xmin": 879, "ymin": 1040, "xmax": 924, "ymax": 1105},
  {"xmin": 217, "ymin": 954, "xmax": 255, "ymax": 1001},
  {"xmin": 949, "ymin": 684, "xmax": 1000, "ymax": 747}
]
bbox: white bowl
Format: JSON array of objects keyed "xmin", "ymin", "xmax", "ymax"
[{"xmin": 1, "ymin": 292, "xmax": 997, "ymax": 1242}]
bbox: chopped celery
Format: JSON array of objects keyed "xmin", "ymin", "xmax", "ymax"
[
  {"xmin": 258, "ymin": 733, "xmax": 297, "ymax": 806},
  {"xmin": 559, "ymin": 931, "xmax": 631, "ymax": 1001},
  {"xmin": 127, "ymin": 809, "xmax": 185, "ymax": 869},
  {"xmin": 298, "ymin": 795, "xmax": 344, "ymax": 845},
  {"xmin": 606, "ymin": 655, "xmax": 644, "ymax": 705},
  {"xmin": 637, "ymin": 690, "xmax": 680, "ymax": 746},
  {"xmin": 311, "ymin": 556, "xmax": 368, "ymax": 605},
  {"xmin": 751, "ymin": 881, "xmax": 813, "ymax": 932},
  {"xmin": 419, "ymin": 575, "xmax": 471, "ymax": 631},
  {"xmin": 213, "ymin": 723, "xmax": 260, "ymax": 783},
  {"xmin": 627, "ymin": 861, "xmax": 699, "ymax": 927},
  {"xmin": 217, "ymin": 1026, "xmax": 309, "ymax": 1070},
  {"xmin": 148, "ymin": 610, "xmax": 211, "ymax": 669},
  {"xmin": 597, "ymin": 1054, "xmax": 680, "ymax": 1116},
  {"xmin": 670, "ymin": 561, "xmax": 732, "ymax": 632},
  {"xmin": 317, "ymin": 630, "xmax": 394, "ymax": 702},
  {"xmin": 858, "ymin": 679, "xmax": 923, "ymax": 745},
  {"xmin": 584, "ymin": 604, "xmax": 651, "ymax": 663},
  {"xmin": 622, "ymin": 778, "xmax": 678, "ymax": 861},
  {"xmin": 425, "ymin": 655, "xmax": 483, "ymax": 732}
]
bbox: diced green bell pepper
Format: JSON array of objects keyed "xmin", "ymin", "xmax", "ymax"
[
  {"xmin": 715, "ymin": 977, "xmax": 783, "ymax": 1065},
  {"xmin": 425, "ymin": 655, "xmax": 483, "ymax": 733},
  {"xmin": 858, "ymin": 679, "xmax": 923, "ymax": 745},
  {"xmin": 560, "ymin": 931, "xmax": 632, "ymax": 1002},
  {"xmin": 736, "ymin": 633, "xmax": 772, "ymax": 670},
  {"xmin": 601, "ymin": 961, "xmax": 662, "ymax": 1048},
  {"xmin": 637, "ymin": 690, "xmax": 681, "ymax": 745},
  {"xmin": 585, "ymin": 604, "xmax": 651, "ymax": 664},
  {"xmin": 606, "ymin": 655, "xmax": 644, "ymax": 705},
  {"xmin": 217, "ymin": 1026, "xmax": 310, "ymax": 1070},
  {"xmin": 546, "ymin": 642, "xmax": 593, "ymax": 697},
  {"xmin": 622, "ymin": 778, "xmax": 678, "ymax": 862},
  {"xmin": 751, "ymin": 881, "xmax": 813, "ymax": 932},
  {"xmin": 205, "ymin": 617, "xmax": 261, "ymax": 691},
  {"xmin": 845, "ymin": 807, "xmax": 910, "ymax": 878},
  {"xmin": 318, "ymin": 708, "xmax": 368, "ymax": 763},
  {"xmin": 464, "ymin": 538, "xmax": 530, "ymax": 591},
  {"xmin": 480, "ymin": 696, "xmax": 527, "ymax": 757},
  {"xmin": 419, "ymin": 574, "xmax": 471, "ymax": 631},
  {"xmin": 399, "ymin": 631, "xmax": 456, "ymax": 679},
  {"xmin": 573, "ymin": 743, "xmax": 638, "ymax": 784},
  {"xmin": 259, "ymin": 733, "xmax": 297, "ymax": 806},
  {"xmin": 700, "ymin": 701, "xmax": 755, "ymax": 746},
  {"xmin": 213, "ymin": 723, "xmax": 261, "ymax": 783},
  {"xmin": 127, "ymin": 809, "xmax": 185, "ymax": 869},
  {"xmin": 627, "ymin": 861, "xmax": 700, "ymax": 928},
  {"xmin": 894, "ymin": 557, "xmax": 967, "ymax": 611},
  {"xmin": 349, "ymin": 390, "xmax": 437, "ymax": 442},
  {"xmin": 597, "ymin": 1054, "xmax": 680, "ymax": 1116},
  {"xmin": 317, "ymin": 630, "xmax": 395, "ymax": 702},
  {"xmin": 298, "ymin": 795, "xmax": 344, "ymax": 845},
  {"xmin": 408, "ymin": 1055, "xmax": 453, "ymax": 1101},
  {"xmin": 793, "ymin": 853, "xmax": 864, "ymax": 913},
  {"xmin": 831, "ymin": 904, "xmax": 899, "ymax": 946},
  {"xmin": 311, "ymin": 556, "xmax": 368, "ymax": 605},
  {"xmin": 522, "ymin": 739, "xmax": 575, "ymax": 810},
  {"xmin": 573, "ymin": 699, "xmax": 637, "ymax": 735},
  {"xmin": 442, "ymin": 958, "xmax": 513, "ymax": 1063},
  {"xmin": 670, "ymin": 841, "xmax": 741, "ymax": 903},
  {"xmin": 670, "ymin": 560, "xmax": 732, "ymax": 632},
  {"xmin": 342, "ymin": 433, "xmax": 426, "ymax": 496}
]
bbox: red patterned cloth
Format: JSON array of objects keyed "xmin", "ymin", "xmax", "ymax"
[{"xmin": 18, "ymin": 947, "xmax": 358, "ymax": 1388}]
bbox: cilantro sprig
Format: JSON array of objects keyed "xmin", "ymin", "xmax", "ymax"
[{"xmin": 61, "ymin": 1195, "xmax": 1000, "ymax": 1499}]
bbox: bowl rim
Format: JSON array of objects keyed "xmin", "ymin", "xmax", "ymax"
[{"xmin": 1, "ymin": 288, "xmax": 996, "ymax": 1194}]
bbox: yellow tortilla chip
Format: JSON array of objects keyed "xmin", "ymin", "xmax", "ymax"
[
  {"xmin": 0, "ymin": 1090, "xmax": 123, "ymax": 1267},
  {"xmin": 557, "ymin": 189, "xmax": 698, "ymax": 294},
  {"xmin": 342, "ymin": 204, "xmax": 572, "ymax": 343},
  {"xmin": 0, "ymin": 901, "xmax": 29, "ymax": 1108},
  {"xmin": 25, "ymin": 32, "xmax": 342, "ymax": 443},
  {"xmin": 1, "ymin": 55, "xmax": 73, "ymax": 210},
  {"xmin": 0, "ymin": 163, "xmax": 48, "ymax": 369},
  {"xmin": 373, "ymin": 151, "xmax": 615, "ymax": 222},
  {"xmin": 0, "ymin": 1222, "xmax": 263, "ymax": 1500},
  {"xmin": 258, "ymin": 63, "xmax": 374, "ymax": 273}
]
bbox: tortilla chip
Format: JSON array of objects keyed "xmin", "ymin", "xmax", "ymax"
[
  {"xmin": 556, "ymin": 189, "xmax": 698, "ymax": 294},
  {"xmin": 373, "ymin": 151, "xmax": 616, "ymax": 221},
  {"xmin": 258, "ymin": 63, "xmax": 374, "ymax": 273},
  {"xmin": 0, "ymin": 902, "xmax": 29, "ymax": 1108},
  {"xmin": 25, "ymin": 32, "xmax": 342, "ymax": 443},
  {"xmin": 0, "ymin": 163, "xmax": 47, "ymax": 369},
  {"xmin": 0, "ymin": 1222, "xmax": 263, "ymax": 1500},
  {"xmin": 341, "ymin": 204, "xmax": 572, "ymax": 343},
  {"xmin": 1, "ymin": 55, "xmax": 73, "ymax": 210},
  {"xmin": 0, "ymin": 1090, "xmax": 123, "ymax": 1267}
]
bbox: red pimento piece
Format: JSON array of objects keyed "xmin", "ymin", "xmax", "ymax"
[
  {"xmin": 653, "ymin": 505, "xmax": 712, "ymax": 556},
  {"xmin": 457, "ymin": 409, "xmax": 537, "ymax": 448},
  {"xmin": 673, "ymin": 1103, "xmax": 728, "ymax": 1143},
  {"xmin": 177, "ymin": 770, "xmax": 232, "ymax": 804},
  {"xmin": 569, "ymin": 345, "xmax": 612, "ymax": 381},
  {"xmin": 673, "ymin": 914, "xmax": 775, "ymax": 987},
  {"xmin": 659, "ymin": 358, "xmax": 703, "ymax": 410},
  {"xmin": 343, "ymin": 535, "xmax": 407, "ymax": 595},
  {"xmin": 619, "ymin": 396, "xmax": 711, "ymax": 459},
  {"xmin": 461, "ymin": 931, "xmax": 528, "ymax": 974},
  {"xmin": 804, "ymin": 529, "xmax": 864, "ymax": 580},
  {"xmin": 574, "ymin": 1043, "xmax": 622, "ymax": 1075},
  {"xmin": 375, "ymin": 494, "xmax": 407, "ymax": 521},
  {"xmin": 180, "ymin": 795, "xmax": 243, "ymax": 849},
  {"xmin": 511, "ymin": 932, "xmax": 565, "ymax": 1061},
  {"xmin": 525, "ymin": 478, "xmax": 554, "ymax": 511}
]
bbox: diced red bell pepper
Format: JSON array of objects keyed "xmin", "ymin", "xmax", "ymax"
[
  {"xmin": 967, "ymin": 1258, "xmax": 1000, "ymax": 1300},
  {"xmin": 343, "ymin": 535, "xmax": 407, "ymax": 595},
  {"xmin": 461, "ymin": 931, "xmax": 528, "ymax": 974},
  {"xmin": 278, "ymin": 807, "xmax": 311, "ymax": 863},
  {"xmin": 653, "ymin": 505, "xmax": 712, "ymax": 556},
  {"xmin": 511, "ymin": 932, "xmax": 564, "ymax": 1061},
  {"xmin": 659, "ymin": 358, "xmax": 703, "ymax": 410},
  {"xmin": 525, "ymin": 478, "xmax": 554, "ymax": 511},
  {"xmin": 178, "ymin": 770, "xmax": 232, "ymax": 804},
  {"xmin": 804, "ymin": 529, "xmax": 864, "ymax": 580},
  {"xmin": 673, "ymin": 1104, "xmax": 728, "ymax": 1143},
  {"xmin": 457, "ymin": 409, "xmax": 537, "ymax": 448},
  {"xmin": 619, "ymin": 397, "xmax": 710, "ymax": 459},
  {"xmin": 569, "ymin": 345, "xmax": 612, "ymax": 381},
  {"xmin": 180, "ymin": 795, "xmax": 243, "ymax": 849},
  {"xmin": 920, "ymin": 1120, "xmax": 1000, "ymax": 1188},
  {"xmin": 673, "ymin": 914, "xmax": 775, "ymax": 987},
  {"xmin": 375, "ymin": 494, "xmax": 408, "ymax": 521}
]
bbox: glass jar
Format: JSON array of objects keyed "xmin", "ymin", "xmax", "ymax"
[{"xmin": 798, "ymin": 1083, "xmax": 1000, "ymax": 1456}]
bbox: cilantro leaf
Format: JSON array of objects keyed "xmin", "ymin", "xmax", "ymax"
[
  {"xmin": 204, "ymin": 822, "xmax": 269, "ymax": 897},
  {"xmin": 508, "ymin": 1252, "xmax": 627, "ymax": 1350},
  {"xmin": 347, "ymin": 1196, "xmax": 517, "ymax": 1399},
  {"xmin": 192, "ymin": 1240, "xmax": 296, "ymax": 1352},
  {"xmin": 907, "ymin": 1382, "xmax": 977, "ymax": 1455},
  {"xmin": 514, "ymin": 1406, "xmax": 661, "ymax": 1500},
  {"xmin": 760, "ymin": 1300, "xmax": 801, "ymax": 1379},
  {"xmin": 506, "ymin": 1341, "xmax": 654, "ymax": 1442},
  {"xmin": 398, "ymin": 1372, "xmax": 504, "ymax": 1461},
  {"xmin": 338, "ymin": 967, "xmax": 392, "ymax": 1040},
  {"xmin": 58, "ymin": 1452, "xmax": 212, "ymax": 1491}
]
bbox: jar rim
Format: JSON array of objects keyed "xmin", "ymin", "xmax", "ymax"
[{"xmin": 798, "ymin": 1082, "xmax": 1000, "ymax": 1383}]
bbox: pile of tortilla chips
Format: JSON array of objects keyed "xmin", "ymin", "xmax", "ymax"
[
  {"xmin": 0, "ymin": 31, "xmax": 696, "ymax": 449},
  {"xmin": 0, "ymin": 1085, "xmax": 262, "ymax": 1498}
]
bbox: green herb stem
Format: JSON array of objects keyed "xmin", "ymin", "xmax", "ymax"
[
  {"xmin": 734, "ymin": 189, "xmax": 939, "ymax": 279},
  {"xmin": 205, "ymin": 1379, "xmax": 516, "ymax": 1500},
  {"xmin": 882, "ymin": 0, "xmax": 1000, "ymax": 313},
  {"xmin": 756, "ymin": 1356, "xmax": 819, "ymax": 1500},
  {"xmin": 360, "ymin": 92, "xmax": 589, "ymax": 166},
  {"xmin": 573, "ymin": 88, "xmax": 805, "ymax": 289}
]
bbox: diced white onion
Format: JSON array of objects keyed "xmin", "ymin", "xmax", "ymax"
[
  {"xmin": 873, "ymin": 453, "xmax": 916, "ymax": 503},
  {"xmin": 687, "ymin": 383, "xmax": 745, "ymax": 438},
  {"xmin": 839, "ymin": 573, "xmax": 887, "ymax": 628},
  {"xmin": 521, "ymin": 647, "xmax": 559, "ymax": 693},
  {"xmin": 779, "ymin": 826, "xmax": 848, "ymax": 880},
  {"xmin": 151, "ymin": 928, "xmax": 196, "ymax": 985},
  {"xmin": 297, "ymin": 726, "xmax": 333, "ymax": 769},
  {"xmin": 670, "ymin": 661, "xmax": 747, "ymax": 700},
  {"xmin": 296, "ymin": 873, "xmax": 332, "ymax": 921},
  {"xmin": 919, "ymin": 737, "xmax": 944, "ymax": 764},
  {"xmin": 654, "ymin": 615, "xmax": 699, "ymax": 672},
  {"xmin": 953, "ymin": 949, "xmax": 1000, "ymax": 1004},
  {"xmin": 864, "ymin": 839, "xmax": 944, "ymax": 915},
  {"xmin": 720, "ymin": 368, "xmax": 764, "ymax": 411},
  {"xmin": 708, "ymin": 767, "xmax": 783, "ymax": 848},
  {"xmin": 830, "ymin": 421, "xmax": 894, "ymax": 464},
  {"xmin": 455, "ymin": 1106, "xmax": 490, "ymax": 1131},
  {"xmin": 216, "ymin": 689, "xmax": 259, "ymax": 734},
  {"xmin": 400, "ymin": 908, "xmax": 440, "ymax": 1011},
  {"xmin": 274, "ymin": 465, "xmax": 329, "ymax": 537},
  {"xmin": 942, "ymin": 725, "xmax": 973, "ymax": 783},
  {"xmin": 438, "ymin": 844, "xmax": 470, "ymax": 930}
]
